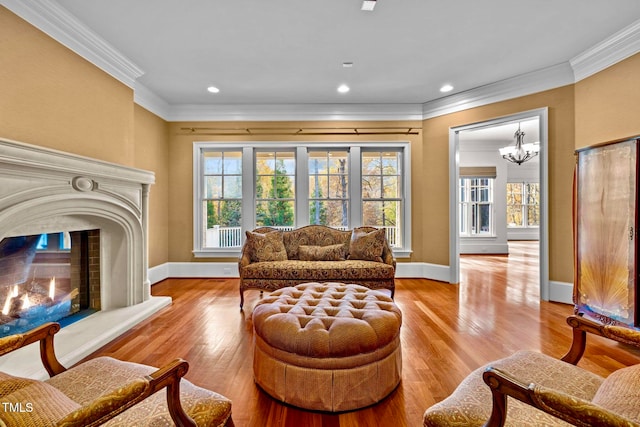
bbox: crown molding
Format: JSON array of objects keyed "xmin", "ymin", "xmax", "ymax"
[
  {"xmin": 1, "ymin": 0, "xmax": 144, "ymax": 88},
  {"xmin": 134, "ymin": 83, "xmax": 172, "ymax": 119},
  {"xmin": 421, "ymin": 63, "xmax": 575, "ymax": 120},
  {"xmin": 570, "ymin": 18, "xmax": 640, "ymax": 82},
  {"xmin": 4, "ymin": 1, "xmax": 638, "ymax": 121},
  {"xmin": 165, "ymin": 103, "xmax": 424, "ymax": 122}
]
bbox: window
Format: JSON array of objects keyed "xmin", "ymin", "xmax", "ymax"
[
  {"xmin": 255, "ymin": 151, "xmax": 295, "ymax": 228},
  {"xmin": 308, "ymin": 150, "xmax": 349, "ymax": 228},
  {"xmin": 362, "ymin": 151, "xmax": 403, "ymax": 247},
  {"xmin": 506, "ymin": 182, "xmax": 540, "ymax": 227},
  {"xmin": 193, "ymin": 142, "xmax": 411, "ymax": 257},
  {"xmin": 459, "ymin": 178, "xmax": 494, "ymax": 236},
  {"xmin": 201, "ymin": 151, "xmax": 243, "ymax": 248}
]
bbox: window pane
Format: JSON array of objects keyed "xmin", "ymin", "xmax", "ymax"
[
  {"xmin": 328, "ymin": 176, "xmax": 348, "ymax": 198},
  {"xmin": 256, "ymin": 175, "xmax": 274, "ymax": 198},
  {"xmin": 224, "ymin": 176, "xmax": 242, "ymax": 198},
  {"xmin": 223, "ymin": 152, "xmax": 242, "ymax": 174},
  {"xmin": 256, "ymin": 201, "xmax": 295, "ymax": 227},
  {"xmin": 362, "ymin": 153, "xmax": 381, "ymax": 175},
  {"xmin": 309, "ymin": 155, "xmax": 328, "ymax": 173},
  {"xmin": 328, "ymin": 152, "xmax": 348, "ymax": 173},
  {"xmin": 382, "ymin": 152, "xmax": 399, "ymax": 173},
  {"xmin": 205, "ymin": 176, "xmax": 222, "ymax": 199},
  {"xmin": 204, "ymin": 152, "xmax": 222, "ymax": 174},
  {"xmin": 275, "ymin": 175, "xmax": 295, "ymax": 197},
  {"xmin": 309, "ymin": 175, "xmax": 328, "ymax": 198},
  {"xmin": 203, "ymin": 200, "xmax": 242, "ymax": 248},
  {"xmin": 362, "ymin": 176, "xmax": 381, "ymax": 198},
  {"xmin": 383, "ymin": 176, "xmax": 398, "ymax": 198},
  {"xmin": 528, "ymin": 205, "xmax": 540, "ymax": 226},
  {"xmin": 309, "ymin": 200, "xmax": 349, "ymax": 228},
  {"xmin": 507, "ymin": 205, "xmax": 523, "ymax": 227}
]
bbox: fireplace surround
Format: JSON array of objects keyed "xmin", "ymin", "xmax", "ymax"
[{"xmin": 0, "ymin": 137, "xmax": 170, "ymax": 378}]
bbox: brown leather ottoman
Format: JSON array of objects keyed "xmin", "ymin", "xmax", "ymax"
[{"xmin": 252, "ymin": 282, "xmax": 402, "ymax": 412}]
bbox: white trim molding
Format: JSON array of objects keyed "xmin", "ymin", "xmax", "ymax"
[
  {"xmin": 549, "ymin": 281, "xmax": 573, "ymax": 305},
  {"xmin": 166, "ymin": 103, "xmax": 424, "ymax": 122},
  {"xmin": 5, "ymin": 2, "xmax": 639, "ymax": 122},
  {"xmin": 571, "ymin": 19, "xmax": 640, "ymax": 82},
  {"xmin": 422, "ymin": 63, "xmax": 574, "ymax": 120}
]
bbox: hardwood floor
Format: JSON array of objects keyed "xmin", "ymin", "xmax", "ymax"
[{"xmin": 80, "ymin": 242, "xmax": 640, "ymax": 426}]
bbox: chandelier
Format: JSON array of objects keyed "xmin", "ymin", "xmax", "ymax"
[{"xmin": 498, "ymin": 124, "xmax": 540, "ymax": 165}]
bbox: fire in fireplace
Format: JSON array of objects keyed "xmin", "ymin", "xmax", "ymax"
[{"xmin": 0, "ymin": 230, "xmax": 99, "ymax": 338}]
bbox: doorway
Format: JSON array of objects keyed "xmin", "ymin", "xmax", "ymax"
[{"xmin": 448, "ymin": 108, "xmax": 552, "ymax": 301}]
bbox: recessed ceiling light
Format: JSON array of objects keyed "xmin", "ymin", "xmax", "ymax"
[
  {"xmin": 207, "ymin": 86, "xmax": 220, "ymax": 93},
  {"xmin": 342, "ymin": 62, "xmax": 354, "ymax": 68},
  {"xmin": 337, "ymin": 84, "xmax": 350, "ymax": 93},
  {"xmin": 440, "ymin": 84, "xmax": 453, "ymax": 93},
  {"xmin": 361, "ymin": 0, "xmax": 376, "ymax": 11}
]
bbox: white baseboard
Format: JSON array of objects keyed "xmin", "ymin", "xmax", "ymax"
[
  {"xmin": 549, "ymin": 280, "xmax": 573, "ymax": 304},
  {"xmin": 149, "ymin": 262, "xmax": 451, "ymax": 284}
]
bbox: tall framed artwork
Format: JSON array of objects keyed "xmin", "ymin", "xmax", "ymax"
[{"xmin": 575, "ymin": 138, "xmax": 639, "ymax": 327}]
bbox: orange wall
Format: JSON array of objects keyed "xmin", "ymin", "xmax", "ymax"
[
  {"xmin": 0, "ymin": 8, "xmax": 170, "ymax": 266},
  {"xmin": 421, "ymin": 86, "xmax": 576, "ymax": 283},
  {"xmin": 575, "ymin": 53, "xmax": 640, "ymax": 148}
]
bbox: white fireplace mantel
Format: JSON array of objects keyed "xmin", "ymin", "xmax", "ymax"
[{"xmin": 0, "ymin": 137, "xmax": 170, "ymax": 378}]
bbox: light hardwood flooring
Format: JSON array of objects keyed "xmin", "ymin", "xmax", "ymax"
[{"xmin": 80, "ymin": 241, "xmax": 640, "ymax": 426}]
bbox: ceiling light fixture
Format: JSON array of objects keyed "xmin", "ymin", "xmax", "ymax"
[
  {"xmin": 337, "ymin": 84, "xmax": 350, "ymax": 93},
  {"xmin": 440, "ymin": 84, "xmax": 453, "ymax": 93},
  {"xmin": 361, "ymin": 0, "xmax": 376, "ymax": 11},
  {"xmin": 207, "ymin": 86, "xmax": 220, "ymax": 93},
  {"xmin": 499, "ymin": 124, "xmax": 540, "ymax": 165}
]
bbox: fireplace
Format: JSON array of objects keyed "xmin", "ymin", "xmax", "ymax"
[
  {"xmin": 0, "ymin": 230, "xmax": 101, "ymax": 338},
  {"xmin": 0, "ymin": 138, "xmax": 171, "ymax": 378}
]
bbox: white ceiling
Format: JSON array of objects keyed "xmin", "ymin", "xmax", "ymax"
[{"xmin": 47, "ymin": 0, "xmax": 640, "ymax": 108}]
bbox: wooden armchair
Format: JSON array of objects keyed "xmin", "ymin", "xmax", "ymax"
[
  {"xmin": 423, "ymin": 315, "xmax": 640, "ymax": 427},
  {"xmin": 0, "ymin": 322, "xmax": 233, "ymax": 426}
]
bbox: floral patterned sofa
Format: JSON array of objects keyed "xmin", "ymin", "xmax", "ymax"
[{"xmin": 238, "ymin": 225, "xmax": 396, "ymax": 309}]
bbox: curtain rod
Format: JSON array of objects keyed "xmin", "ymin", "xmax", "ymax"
[{"xmin": 179, "ymin": 127, "xmax": 420, "ymax": 136}]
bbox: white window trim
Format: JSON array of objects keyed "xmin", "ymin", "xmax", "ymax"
[
  {"xmin": 193, "ymin": 141, "xmax": 412, "ymax": 258},
  {"xmin": 459, "ymin": 178, "xmax": 495, "ymax": 238}
]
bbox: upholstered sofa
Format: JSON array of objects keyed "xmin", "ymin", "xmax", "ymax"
[
  {"xmin": 0, "ymin": 322, "xmax": 233, "ymax": 426},
  {"xmin": 238, "ymin": 225, "xmax": 396, "ymax": 308}
]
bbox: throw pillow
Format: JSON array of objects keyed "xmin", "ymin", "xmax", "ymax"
[
  {"xmin": 348, "ymin": 228, "xmax": 385, "ymax": 262},
  {"xmin": 245, "ymin": 231, "xmax": 287, "ymax": 262},
  {"xmin": 298, "ymin": 244, "xmax": 347, "ymax": 261}
]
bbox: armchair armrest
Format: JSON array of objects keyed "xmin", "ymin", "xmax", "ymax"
[
  {"xmin": 58, "ymin": 359, "xmax": 197, "ymax": 427},
  {"xmin": 562, "ymin": 315, "xmax": 640, "ymax": 364},
  {"xmin": 0, "ymin": 322, "xmax": 66, "ymax": 376},
  {"xmin": 482, "ymin": 367, "xmax": 636, "ymax": 427}
]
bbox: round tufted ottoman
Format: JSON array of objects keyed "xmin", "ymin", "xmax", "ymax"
[{"xmin": 252, "ymin": 282, "xmax": 402, "ymax": 412}]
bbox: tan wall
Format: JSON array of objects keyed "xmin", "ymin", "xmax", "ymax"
[
  {"xmin": 167, "ymin": 121, "xmax": 422, "ymax": 262},
  {"xmin": 134, "ymin": 105, "xmax": 170, "ymax": 267},
  {"xmin": 0, "ymin": 8, "xmax": 134, "ymax": 164},
  {"xmin": 575, "ymin": 53, "xmax": 640, "ymax": 149},
  {"xmin": 421, "ymin": 86, "xmax": 576, "ymax": 283},
  {"xmin": 0, "ymin": 8, "xmax": 170, "ymax": 267}
]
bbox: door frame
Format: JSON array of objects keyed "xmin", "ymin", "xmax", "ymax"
[{"xmin": 448, "ymin": 107, "xmax": 550, "ymax": 300}]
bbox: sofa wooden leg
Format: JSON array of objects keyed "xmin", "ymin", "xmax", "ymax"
[{"xmin": 239, "ymin": 289, "xmax": 245, "ymax": 310}]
